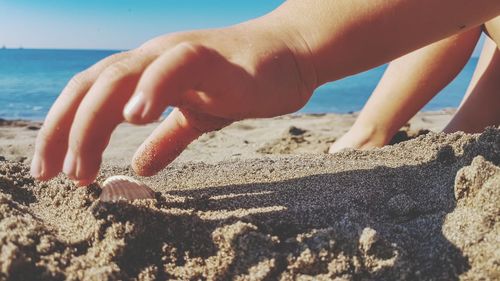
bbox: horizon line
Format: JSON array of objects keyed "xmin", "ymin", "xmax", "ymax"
[
  {"xmin": 0, "ymin": 46, "xmax": 482, "ymax": 58},
  {"xmin": 0, "ymin": 46, "xmax": 126, "ymax": 52}
]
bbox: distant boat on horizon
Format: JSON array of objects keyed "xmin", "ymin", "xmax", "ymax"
[{"xmin": 1, "ymin": 45, "xmax": 6, "ymax": 50}]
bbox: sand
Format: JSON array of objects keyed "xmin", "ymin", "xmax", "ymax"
[
  {"xmin": 0, "ymin": 111, "xmax": 452, "ymax": 165},
  {"xmin": 1, "ymin": 111, "xmax": 499, "ymax": 280}
]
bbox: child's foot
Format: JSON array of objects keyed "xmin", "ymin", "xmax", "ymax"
[{"xmin": 328, "ymin": 125, "xmax": 388, "ymax": 153}]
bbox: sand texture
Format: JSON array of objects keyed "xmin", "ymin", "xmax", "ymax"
[{"xmin": 0, "ymin": 115, "xmax": 498, "ymax": 280}]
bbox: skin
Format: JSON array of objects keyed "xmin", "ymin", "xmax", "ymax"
[
  {"xmin": 444, "ymin": 36, "xmax": 500, "ymax": 133},
  {"xmin": 330, "ymin": 17, "xmax": 500, "ymax": 153},
  {"xmin": 31, "ymin": 0, "xmax": 500, "ymax": 185},
  {"xmin": 329, "ymin": 28, "xmax": 482, "ymax": 152}
]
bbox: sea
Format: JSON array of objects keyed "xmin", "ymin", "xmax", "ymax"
[{"xmin": 0, "ymin": 48, "xmax": 478, "ymax": 120}]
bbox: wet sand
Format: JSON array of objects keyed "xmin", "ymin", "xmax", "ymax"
[{"xmin": 1, "ymin": 112, "xmax": 499, "ymax": 280}]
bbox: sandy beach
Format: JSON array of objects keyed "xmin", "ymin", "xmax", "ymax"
[{"xmin": 1, "ymin": 111, "xmax": 499, "ymax": 280}]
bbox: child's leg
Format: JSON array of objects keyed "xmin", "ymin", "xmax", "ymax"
[
  {"xmin": 443, "ymin": 20, "xmax": 500, "ymax": 133},
  {"xmin": 329, "ymin": 28, "xmax": 481, "ymax": 153}
]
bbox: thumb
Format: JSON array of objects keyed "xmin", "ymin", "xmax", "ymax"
[{"xmin": 132, "ymin": 108, "xmax": 231, "ymax": 176}]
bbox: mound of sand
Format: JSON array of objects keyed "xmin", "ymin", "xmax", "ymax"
[
  {"xmin": 257, "ymin": 125, "xmax": 336, "ymax": 154},
  {"xmin": 0, "ymin": 128, "xmax": 499, "ymax": 280}
]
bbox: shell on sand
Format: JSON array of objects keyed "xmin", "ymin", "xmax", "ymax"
[{"xmin": 99, "ymin": 175, "xmax": 155, "ymax": 202}]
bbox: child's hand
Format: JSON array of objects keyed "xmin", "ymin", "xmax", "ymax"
[{"xmin": 30, "ymin": 24, "xmax": 316, "ymax": 184}]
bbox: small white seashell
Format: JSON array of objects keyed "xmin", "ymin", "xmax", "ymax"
[{"xmin": 99, "ymin": 175, "xmax": 155, "ymax": 202}]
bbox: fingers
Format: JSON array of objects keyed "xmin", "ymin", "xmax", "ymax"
[
  {"xmin": 31, "ymin": 51, "xmax": 132, "ymax": 181},
  {"xmin": 123, "ymin": 43, "xmax": 207, "ymax": 123},
  {"xmin": 63, "ymin": 54, "xmax": 157, "ymax": 183},
  {"xmin": 123, "ymin": 42, "xmax": 248, "ymax": 124},
  {"xmin": 132, "ymin": 108, "xmax": 231, "ymax": 176},
  {"xmin": 33, "ymin": 41, "xmax": 240, "ymax": 183}
]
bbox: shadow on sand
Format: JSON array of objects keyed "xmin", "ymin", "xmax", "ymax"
[{"xmin": 90, "ymin": 130, "xmax": 499, "ymax": 280}]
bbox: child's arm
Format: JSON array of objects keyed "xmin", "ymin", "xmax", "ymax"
[
  {"xmin": 329, "ymin": 28, "xmax": 481, "ymax": 153},
  {"xmin": 444, "ymin": 34, "xmax": 500, "ymax": 133},
  {"xmin": 31, "ymin": 0, "xmax": 500, "ymax": 184}
]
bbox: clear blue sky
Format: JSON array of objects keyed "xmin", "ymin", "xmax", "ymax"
[
  {"xmin": 0, "ymin": 0, "xmax": 284, "ymax": 50},
  {"xmin": 0, "ymin": 0, "xmax": 485, "ymax": 55}
]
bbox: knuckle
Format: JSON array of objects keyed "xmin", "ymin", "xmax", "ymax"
[
  {"xmin": 138, "ymin": 37, "xmax": 164, "ymax": 52},
  {"xmin": 57, "ymin": 72, "xmax": 90, "ymax": 104},
  {"xmin": 139, "ymin": 32, "xmax": 191, "ymax": 50},
  {"xmin": 90, "ymin": 51, "xmax": 131, "ymax": 72},
  {"xmin": 107, "ymin": 51, "xmax": 131, "ymax": 61},
  {"xmin": 177, "ymin": 42, "xmax": 212, "ymax": 58},
  {"xmin": 67, "ymin": 140, "xmax": 83, "ymax": 155},
  {"xmin": 101, "ymin": 60, "xmax": 133, "ymax": 82},
  {"xmin": 65, "ymin": 72, "xmax": 90, "ymax": 93},
  {"xmin": 168, "ymin": 42, "xmax": 217, "ymax": 73},
  {"xmin": 67, "ymin": 136, "xmax": 86, "ymax": 155}
]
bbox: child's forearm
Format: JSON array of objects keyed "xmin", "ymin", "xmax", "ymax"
[{"xmin": 265, "ymin": 0, "xmax": 500, "ymax": 87}]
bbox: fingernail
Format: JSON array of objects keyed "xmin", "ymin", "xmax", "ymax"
[
  {"xmin": 123, "ymin": 92, "xmax": 146, "ymax": 121},
  {"xmin": 30, "ymin": 154, "xmax": 43, "ymax": 179},
  {"xmin": 63, "ymin": 151, "xmax": 77, "ymax": 179}
]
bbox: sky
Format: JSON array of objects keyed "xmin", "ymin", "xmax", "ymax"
[
  {"xmin": 0, "ymin": 0, "xmax": 284, "ymax": 50},
  {"xmin": 0, "ymin": 0, "xmax": 485, "ymax": 55}
]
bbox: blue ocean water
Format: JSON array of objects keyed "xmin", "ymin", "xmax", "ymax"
[{"xmin": 0, "ymin": 49, "xmax": 478, "ymax": 120}]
